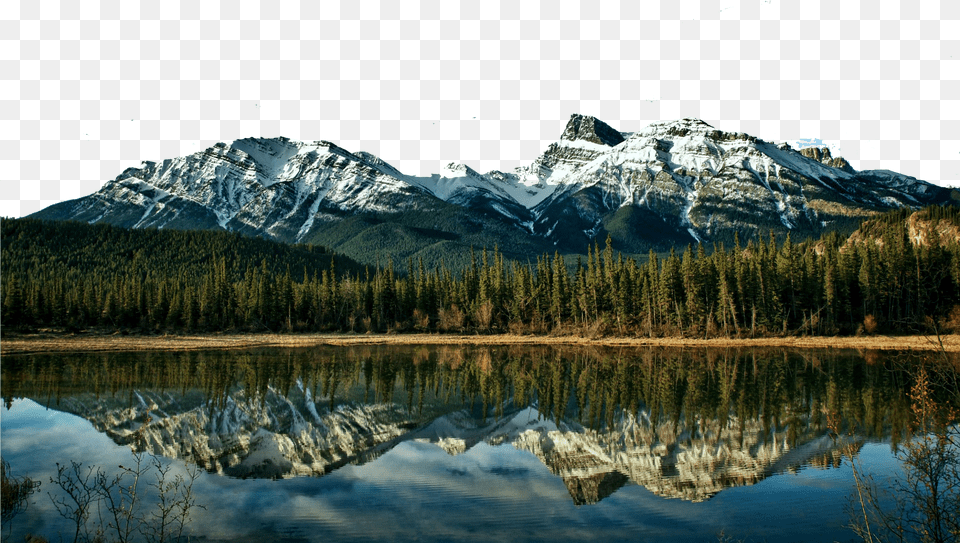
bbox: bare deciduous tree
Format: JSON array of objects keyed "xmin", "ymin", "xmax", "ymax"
[
  {"xmin": 840, "ymin": 362, "xmax": 960, "ymax": 543},
  {"xmin": 2, "ymin": 458, "xmax": 40, "ymax": 537},
  {"xmin": 45, "ymin": 418, "xmax": 204, "ymax": 543}
]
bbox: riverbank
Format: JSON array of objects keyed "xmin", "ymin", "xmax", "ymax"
[{"xmin": 2, "ymin": 331, "xmax": 959, "ymax": 355}]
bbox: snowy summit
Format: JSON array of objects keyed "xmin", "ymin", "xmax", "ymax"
[{"xmin": 31, "ymin": 115, "xmax": 956, "ymax": 262}]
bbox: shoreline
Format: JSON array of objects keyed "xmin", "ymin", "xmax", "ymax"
[{"xmin": 2, "ymin": 331, "xmax": 958, "ymax": 355}]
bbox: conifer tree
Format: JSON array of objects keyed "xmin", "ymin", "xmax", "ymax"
[{"xmin": 2, "ymin": 275, "xmax": 25, "ymax": 327}]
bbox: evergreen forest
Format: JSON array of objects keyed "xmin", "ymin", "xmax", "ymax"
[{"xmin": 3, "ymin": 205, "xmax": 960, "ymax": 337}]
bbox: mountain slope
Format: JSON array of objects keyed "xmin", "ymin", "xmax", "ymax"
[
  {"xmin": 0, "ymin": 217, "xmax": 368, "ymax": 285},
  {"xmin": 845, "ymin": 204, "xmax": 960, "ymax": 249},
  {"xmin": 529, "ymin": 118, "xmax": 957, "ymax": 251},
  {"xmin": 32, "ymin": 115, "xmax": 957, "ymax": 267}
]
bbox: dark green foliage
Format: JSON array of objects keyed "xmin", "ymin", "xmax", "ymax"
[
  {"xmin": 600, "ymin": 206, "xmax": 696, "ymax": 255},
  {"xmin": 0, "ymin": 346, "xmax": 931, "ymax": 442},
  {"xmin": 2, "ymin": 218, "xmax": 365, "ymax": 283},
  {"xmin": 1, "ymin": 219, "xmax": 365, "ymax": 332},
  {"xmin": 299, "ymin": 207, "xmax": 550, "ymax": 272},
  {"xmin": 3, "ymin": 206, "xmax": 960, "ymax": 336}
]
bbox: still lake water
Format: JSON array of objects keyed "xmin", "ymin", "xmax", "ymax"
[{"xmin": 0, "ymin": 344, "xmax": 938, "ymax": 542}]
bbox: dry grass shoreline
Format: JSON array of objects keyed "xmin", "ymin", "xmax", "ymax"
[{"xmin": 2, "ymin": 331, "xmax": 958, "ymax": 355}]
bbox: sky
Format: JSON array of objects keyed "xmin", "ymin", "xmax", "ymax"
[{"xmin": 3, "ymin": 0, "xmax": 959, "ymax": 218}]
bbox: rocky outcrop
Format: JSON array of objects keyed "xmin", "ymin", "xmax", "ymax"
[
  {"xmin": 560, "ymin": 114, "xmax": 626, "ymax": 147},
  {"xmin": 845, "ymin": 207, "xmax": 960, "ymax": 250},
  {"xmin": 528, "ymin": 118, "xmax": 952, "ymax": 252},
  {"xmin": 799, "ymin": 146, "xmax": 856, "ymax": 174}
]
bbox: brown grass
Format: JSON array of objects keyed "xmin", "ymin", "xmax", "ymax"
[{"xmin": 3, "ymin": 331, "xmax": 960, "ymax": 355}]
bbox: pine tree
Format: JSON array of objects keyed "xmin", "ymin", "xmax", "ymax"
[
  {"xmin": 659, "ymin": 248, "xmax": 683, "ymax": 329},
  {"xmin": 550, "ymin": 252, "xmax": 567, "ymax": 328},
  {"xmin": 2, "ymin": 275, "xmax": 25, "ymax": 327}
]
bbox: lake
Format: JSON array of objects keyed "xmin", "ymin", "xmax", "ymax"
[{"xmin": 0, "ymin": 344, "xmax": 946, "ymax": 542}]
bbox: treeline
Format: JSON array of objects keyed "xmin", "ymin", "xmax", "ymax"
[{"xmin": 3, "ymin": 206, "xmax": 960, "ymax": 336}]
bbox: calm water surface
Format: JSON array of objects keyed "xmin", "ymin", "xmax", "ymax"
[{"xmin": 0, "ymin": 345, "xmax": 938, "ymax": 542}]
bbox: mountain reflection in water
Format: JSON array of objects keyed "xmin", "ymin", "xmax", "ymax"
[{"xmin": 0, "ymin": 345, "xmax": 937, "ymax": 507}]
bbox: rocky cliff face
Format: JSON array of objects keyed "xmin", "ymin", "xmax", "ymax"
[
  {"xmin": 38, "ymin": 138, "xmax": 442, "ymax": 243},
  {"xmin": 528, "ymin": 118, "xmax": 954, "ymax": 251},
  {"xmin": 799, "ymin": 146, "xmax": 856, "ymax": 174},
  {"xmin": 32, "ymin": 115, "xmax": 955, "ymax": 261},
  {"xmin": 560, "ymin": 114, "xmax": 626, "ymax": 147}
]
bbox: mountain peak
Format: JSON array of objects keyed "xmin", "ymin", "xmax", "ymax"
[
  {"xmin": 669, "ymin": 118, "xmax": 715, "ymax": 129},
  {"xmin": 29, "ymin": 114, "xmax": 952, "ymax": 265},
  {"xmin": 443, "ymin": 162, "xmax": 480, "ymax": 177},
  {"xmin": 798, "ymin": 146, "xmax": 857, "ymax": 174},
  {"xmin": 638, "ymin": 118, "xmax": 718, "ymax": 138},
  {"xmin": 228, "ymin": 136, "xmax": 297, "ymax": 152},
  {"xmin": 560, "ymin": 114, "xmax": 625, "ymax": 147},
  {"xmin": 227, "ymin": 136, "xmax": 302, "ymax": 167}
]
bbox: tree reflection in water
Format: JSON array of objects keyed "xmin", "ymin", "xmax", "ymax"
[{"xmin": 2, "ymin": 345, "xmax": 956, "ymax": 504}]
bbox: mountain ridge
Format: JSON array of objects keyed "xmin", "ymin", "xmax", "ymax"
[
  {"xmin": 27, "ymin": 383, "xmax": 861, "ymax": 504},
  {"xmin": 31, "ymin": 115, "xmax": 957, "ymax": 268}
]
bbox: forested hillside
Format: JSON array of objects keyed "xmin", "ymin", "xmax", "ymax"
[
  {"xmin": 3, "ymin": 207, "xmax": 960, "ymax": 336},
  {"xmin": 0, "ymin": 219, "xmax": 366, "ymax": 331}
]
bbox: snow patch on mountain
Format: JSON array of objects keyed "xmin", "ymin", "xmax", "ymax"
[{"xmin": 32, "ymin": 113, "xmax": 952, "ymax": 251}]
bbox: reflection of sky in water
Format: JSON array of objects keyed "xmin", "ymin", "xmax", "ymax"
[{"xmin": 1, "ymin": 398, "xmax": 901, "ymax": 542}]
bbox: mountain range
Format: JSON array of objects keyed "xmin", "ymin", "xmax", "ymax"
[
  {"xmin": 32, "ymin": 115, "xmax": 957, "ymax": 268},
  {"xmin": 43, "ymin": 383, "xmax": 856, "ymax": 505}
]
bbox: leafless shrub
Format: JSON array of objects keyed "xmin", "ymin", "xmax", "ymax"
[
  {"xmin": 474, "ymin": 301, "xmax": 493, "ymax": 332},
  {"xmin": 46, "ymin": 417, "xmax": 204, "ymax": 543},
  {"xmin": 864, "ymin": 314, "xmax": 879, "ymax": 335},
  {"xmin": 140, "ymin": 457, "xmax": 202, "ymax": 543},
  {"xmin": 47, "ymin": 453, "xmax": 203, "ymax": 543},
  {"xmin": 944, "ymin": 306, "xmax": 960, "ymax": 334},
  {"xmin": 2, "ymin": 457, "xmax": 40, "ymax": 530},
  {"xmin": 839, "ymin": 362, "xmax": 960, "ymax": 543},
  {"xmin": 48, "ymin": 460, "xmax": 101, "ymax": 543},
  {"xmin": 582, "ymin": 317, "xmax": 613, "ymax": 339},
  {"xmin": 436, "ymin": 345, "xmax": 464, "ymax": 368},
  {"xmin": 506, "ymin": 320, "xmax": 529, "ymax": 335},
  {"xmin": 411, "ymin": 309, "xmax": 430, "ymax": 331},
  {"xmin": 438, "ymin": 305, "xmax": 464, "ymax": 332},
  {"xmin": 475, "ymin": 349, "xmax": 493, "ymax": 372},
  {"xmin": 346, "ymin": 314, "xmax": 356, "ymax": 333}
]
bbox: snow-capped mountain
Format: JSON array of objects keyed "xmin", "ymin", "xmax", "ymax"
[
  {"xmin": 32, "ymin": 115, "xmax": 956, "ymax": 264},
  {"xmin": 42, "ymin": 388, "xmax": 857, "ymax": 504}
]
